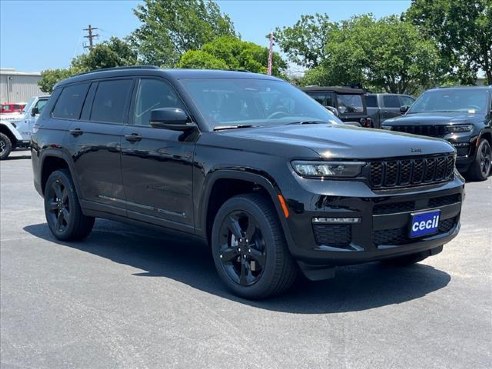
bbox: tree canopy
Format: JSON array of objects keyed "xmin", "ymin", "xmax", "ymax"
[
  {"xmin": 406, "ymin": 0, "xmax": 492, "ymax": 84},
  {"xmin": 178, "ymin": 36, "xmax": 287, "ymax": 76},
  {"xmin": 132, "ymin": 0, "xmax": 236, "ymax": 67},
  {"xmin": 38, "ymin": 37, "xmax": 137, "ymax": 93}
]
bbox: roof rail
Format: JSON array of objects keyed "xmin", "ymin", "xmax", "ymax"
[{"xmin": 73, "ymin": 65, "xmax": 160, "ymax": 77}]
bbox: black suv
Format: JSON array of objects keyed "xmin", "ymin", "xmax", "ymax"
[
  {"xmin": 32, "ymin": 67, "xmax": 464, "ymax": 299},
  {"xmin": 382, "ymin": 87, "xmax": 492, "ymax": 180},
  {"xmin": 302, "ymin": 86, "xmax": 372, "ymax": 127}
]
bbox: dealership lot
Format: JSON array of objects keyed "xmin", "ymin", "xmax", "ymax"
[{"xmin": 1, "ymin": 150, "xmax": 491, "ymax": 369}]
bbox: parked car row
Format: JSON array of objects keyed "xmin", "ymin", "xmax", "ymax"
[{"xmin": 304, "ymin": 85, "xmax": 491, "ymax": 180}]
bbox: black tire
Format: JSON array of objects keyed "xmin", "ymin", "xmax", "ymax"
[
  {"xmin": 211, "ymin": 194, "xmax": 298, "ymax": 299},
  {"xmin": 0, "ymin": 132, "xmax": 13, "ymax": 160},
  {"xmin": 44, "ymin": 169, "xmax": 95, "ymax": 241},
  {"xmin": 467, "ymin": 139, "xmax": 491, "ymax": 181}
]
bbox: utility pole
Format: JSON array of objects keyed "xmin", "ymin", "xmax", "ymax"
[
  {"xmin": 83, "ymin": 25, "xmax": 99, "ymax": 51},
  {"xmin": 267, "ymin": 32, "xmax": 275, "ymax": 76}
]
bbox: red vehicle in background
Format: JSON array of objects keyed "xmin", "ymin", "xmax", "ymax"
[{"xmin": 1, "ymin": 103, "xmax": 26, "ymax": 115}]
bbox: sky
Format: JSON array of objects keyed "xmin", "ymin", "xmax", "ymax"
[{"xmin": 0, "ymin": 0, "xmax": 411, "ymax": 72}]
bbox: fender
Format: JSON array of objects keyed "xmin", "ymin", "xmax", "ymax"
[
  {"xmin": 0, "ymin": 121, "xmax": 23, "ymax": 141},
  {"xmin": 197, "ymin": 168, "xmax": 296, "ymax": 250},
  {"xmin": 39, "ymin": 148, "xmax": 82, "ymax": 199}
]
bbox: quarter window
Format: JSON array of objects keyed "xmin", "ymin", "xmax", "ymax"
[
  {"xmin": 133, "ymin": 79, "xmax": 184, "ymax": 126},
  {"xmin": 52, "ymin": 83, "xmax": 90, "ymax": 120},
  {"xmin": 91, "ymin": 79, "xmax": 133, "ymax": 123}
]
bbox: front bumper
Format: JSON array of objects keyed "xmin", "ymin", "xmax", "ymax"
[{"xmin": 281, "ymin": 176, "xmax": 464, "ymax": 270}]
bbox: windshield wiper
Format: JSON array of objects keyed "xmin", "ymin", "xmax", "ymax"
[{"xmin": 213, "ymin": 124, "xmax": 256, "ymax": 131}]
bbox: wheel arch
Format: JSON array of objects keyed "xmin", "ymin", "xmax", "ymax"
[
  {"xmin": 0, "ymin": 124, "xmax": 19, "ymax": 146},
  {"xmin": 199, "ymin": 170, "xmax": 292, "ymax": 247},
  {"xmin": 40, "ymin": 150, "xmax": 81, "ymax": 198}
]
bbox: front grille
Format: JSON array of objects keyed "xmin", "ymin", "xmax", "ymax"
[
  {"xmin": 313, "ymin": 224, "xmax": 351, "ymax": 247},
  {"xmin": 373, "ymin": 216, "xmax": 458, "ymax": 246},
  {"xmin": 369, "ymin": 155, "xmax": 454, "ymax": 189},
  {"xmin": 392, "ymin": 125, "xmax": 447, "ymax": 137}
]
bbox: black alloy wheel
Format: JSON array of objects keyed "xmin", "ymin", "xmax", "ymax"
[
  {"xmin": 44, "ymin": 170, "xmax": 95, "ymax": 241},
  {"xmin": 217, "ymin": 210, "xmax": 266, "ymax": 287},
  {"xmin": 468, "ymin": 139, "xmax": 492, "ymax": 181},
  {"xmin": 211, "ymin": 194, "xmax": 297, "ymax": 299}
]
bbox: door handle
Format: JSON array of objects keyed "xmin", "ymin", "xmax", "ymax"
[
  {"xmin": 125, "ymin": 133, "xmax": 142, "ymax": 142},
  {"xmin": 69, "ymin": 128, "xmax": 83, "ymax": 137}
]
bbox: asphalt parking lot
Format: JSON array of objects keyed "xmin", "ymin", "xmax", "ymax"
[{"xmin": 1, "ymin": 150, "xmax": 491, "ymax": 369}]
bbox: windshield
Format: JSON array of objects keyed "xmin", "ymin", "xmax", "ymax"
[
  {"xmin": 179, "ymin": 78, "xmax": 342, "ymax": 130},
  {"xmin": 409, "ymin": 89, "xmax": 489, "ymax": 114},
  {"xmin": 337, "ymin": 94, "xmax": 364, "ymax": 113}
]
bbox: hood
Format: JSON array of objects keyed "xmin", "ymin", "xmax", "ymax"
[
  {"xmin": 383, "ymin": 111, "xmax": 485, "ymax": 126},
  {"xmin": 209, "ymin": 124, "xmax": 454, "ymax": 160}
]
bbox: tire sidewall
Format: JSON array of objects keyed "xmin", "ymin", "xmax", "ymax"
[
  {"xmin": 0, "ymin": 133, "xmax": 12, "ymax": 160},
  {"xmin": 211, "ymin": 195, "xmax": 286, "ymax": 298},
  {"xmin": 44, "ymin": 170, "xmax": 80, "ymax": 240}
]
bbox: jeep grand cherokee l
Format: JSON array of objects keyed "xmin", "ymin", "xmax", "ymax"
[
  {"xmin": 382, "ymin": 86, "xmax": 492, "ymax": 181},
  {"xmin": 31, "ymin": 67, "xmax": 464, "ymax": 299}
]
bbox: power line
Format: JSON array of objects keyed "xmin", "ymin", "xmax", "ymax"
[{"xmin": 83, "ymin": 25, "xmax": 99, "ymax": 51}]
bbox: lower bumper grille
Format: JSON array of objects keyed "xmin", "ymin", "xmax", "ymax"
[
  {"xmin": 313, "ymin": 224, "xmax": 351, "ymax": 247},
  {"xmin": 373, "ymin": 216, "xmax": 458, "ymax": 246}
]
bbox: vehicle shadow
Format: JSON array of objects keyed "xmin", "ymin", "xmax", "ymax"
[
  {"xmin": 4, "ymin": 154, "xmax": 31, "ymax": 160},
  {"xmin": 24, "ymin": 219, "xmax": 451, "ymax": 314}
]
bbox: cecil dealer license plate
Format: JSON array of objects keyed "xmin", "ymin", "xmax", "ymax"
[{"xmin": 409, "ymin": 210, "xmax": 441, "ymax": 238}]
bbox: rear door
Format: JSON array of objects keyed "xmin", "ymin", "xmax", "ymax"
[
  {"xmin": 67, "ymin": 78, "xmax": 134, "ymax": 216},
  {"xmin": 121, "ymin": 77, "xmax": 196, "ymax": 231}
]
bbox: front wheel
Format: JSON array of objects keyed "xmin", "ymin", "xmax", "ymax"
[
  {"xmin": 467, "ymin": 139, "xmax": 491, "ymax": 181},
  {"xmin": 0, "ymin": 133, "xmax": 12, "ymax": 160},
  {"xmin": 211, "ymin": 194, "xmax": 297, "ymax": 299},
  {"xmin": 44, "ymin": 169, "xmax": 95, "ymax": 241}
]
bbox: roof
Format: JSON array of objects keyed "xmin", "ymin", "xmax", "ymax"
[
  {"xmin": 56, "ymin": 66, "xmax": 281, "ymax": 88},
  {"xmin": 0, "ymin": 69, "xmax": 41, "ymax": 77},
  {"xmin": 302, "ymin": 86, "xmax": 366, "ymax": 94}
]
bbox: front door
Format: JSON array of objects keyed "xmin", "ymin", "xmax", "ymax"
[{"xmin": 121, "ymin": 77, "xmax": 196, "ymax": 231}]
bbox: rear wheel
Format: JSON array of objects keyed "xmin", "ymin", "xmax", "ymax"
[
  {"xmin": 0, "ymin": 133, "xmax": 12, "ymax": 160},
  {"xmin": 211, "ymin": 194, "xmax": 297, "ymax": 299},
  {"xmin": 467, "ymin": 139, "xmax": 491, "ymax": 181},
  {"xmin": 44, "ymin": 169, "xmax": 94, "ymax": 241}
]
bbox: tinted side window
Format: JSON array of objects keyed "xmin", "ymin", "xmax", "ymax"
[
  {"xmin": 133, "ymin": 79, "xmax": 185, "ymax": 126},
  {"xmin": 382, "ymin": 95, "xmax": 401, "ymax": 108},
  {"xmin": 399, "ymin": 96, "xmax": 415, "ymax": 107},
  {"xmin": 52, "ymin": 83, "xmax": 90, "ymax": 120},
  {"xmin": 366, "ymin": 95, "xmax": 378, "ymax": 107},
  {"xmin": 91, "ymin": 79, "xmax": 133, "ymax": 124}
]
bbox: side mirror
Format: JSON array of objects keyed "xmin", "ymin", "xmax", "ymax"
[
  {"xmin": 31, "ymin": 107, "xmax": 39, "ymax": 116},
  {"xmin": 150, "ymin": 108, "xmax": 196, "ymax": 131},
  {"xmin": 325, "ymin": 106, "xmax": 339, "ymax": 117},
  {"xmin": 400, "ymin": 105, "xmax": 409, "ymax": 114}
]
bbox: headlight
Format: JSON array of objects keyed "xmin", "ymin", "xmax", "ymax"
[
  {"xmin": 292, "ymin": 161, "xmax": 366, "ymax": 178},
  {"xmin": 446, "ymin": 124, "xmax": 473, "ymax": 133}
]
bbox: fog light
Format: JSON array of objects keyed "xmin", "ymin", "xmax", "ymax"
[{"xmin": 312, "ymin": 217, "xmax": 361, "ymax": 224}]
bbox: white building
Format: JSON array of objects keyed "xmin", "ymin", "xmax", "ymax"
[{"xmin": 0, "ymin": 68, "xmax": 44, "ymax": 103}]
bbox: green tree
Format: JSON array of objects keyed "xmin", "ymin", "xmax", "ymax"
[
  {"xmin": 406, "ymin": 0, "xmax": 492, "ymax": 84},
  {"xmin": 71, "ymin": 37, "xmax": 138, "ymax": 73},
  {"xmin": 301, "ymin": 15, "xmax": 442, "ymax": 94},
  {"xmin": 132, "ymin": 0, "xmax": 236, "ymax": 67},
  {"xmin": 38, "ymin": 37, "xmax": 138, "ymax": 93},
  {"xmin": 178, "ymin": 36, "xmax": 287, "ymax": 76},
  {"xmin": 38, "ymin": 68, "xmax": 74, "ymax": 93},
  {"xmin": 274, "ymin": 13, "xmax": 333, "ymax": 68}
]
